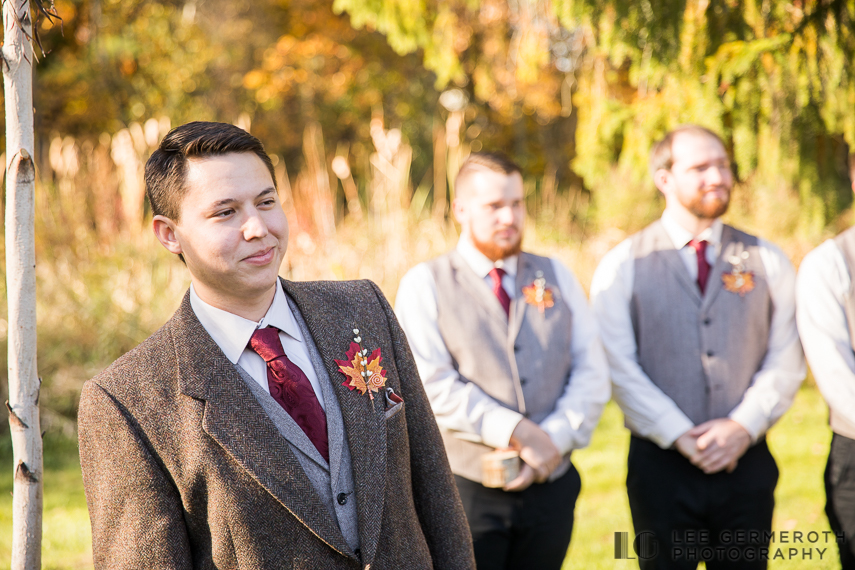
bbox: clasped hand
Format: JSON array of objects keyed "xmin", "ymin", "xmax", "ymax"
[
  {"xmin": 503, "ymin": 418, "xmax": 561, "ymax": 492},
  {"xmin": 674, "ymin": 418, "xmax": 751, "ymax": 474}
]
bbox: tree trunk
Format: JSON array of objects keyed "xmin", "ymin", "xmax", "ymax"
[{"xmin": 2, "ymin": 0, "xmax": 43, "ymax": 568}]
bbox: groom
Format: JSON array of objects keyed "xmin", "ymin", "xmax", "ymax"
[{"xmin": 77, "ymin": 121, "xmax": 474, "ymax": 569}]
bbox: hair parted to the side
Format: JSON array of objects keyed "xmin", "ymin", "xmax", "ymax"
[
  {"xmin": 649, "ymin": 125, "xmax": 728, "ymax": 176},
  {"xmin": 454, "ymin": 151, "xmax": 522, "ymax": 198},
  {"xmin": 145, "ymin": 121, "xmax": 277, "ymax": 221}
]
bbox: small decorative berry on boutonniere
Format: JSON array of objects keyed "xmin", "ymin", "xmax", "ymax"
[
  {"xmin": 521, "ymin": 271, "xmax": 555, "ymax": 314},
  {"xmin": 335, "ymin": 328, "xmax": 387, "ymax": 400},
  {"xmin": 722, "ymin": 251, "xmax": 755, "ymax": 297}
]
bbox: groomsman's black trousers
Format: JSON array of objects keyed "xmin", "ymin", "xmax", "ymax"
[
  {"xmin": 627, "ymin": 436, "xmax": 778, "ymax": 570},
  {"xmin": 454, "ymin": 464, "xmax": 581, "ymax": 570},
  {"xmin": 826, "ymin": 433, "xmax": 855, "ymax": 569}
]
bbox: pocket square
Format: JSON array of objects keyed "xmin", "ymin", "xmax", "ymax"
[{"xmin": 384, "ymin": 387, "xmax": 404, "ymax": 419}]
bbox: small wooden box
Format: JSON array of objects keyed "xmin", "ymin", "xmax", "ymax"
[{"xmin": 481, "ymin": 449, "xmax": 521, "ymax": 488}]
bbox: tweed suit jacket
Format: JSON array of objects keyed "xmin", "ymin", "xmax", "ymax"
[{"xmin": 78, "ymin": 278, "xmax": 475, "ymax": 570}]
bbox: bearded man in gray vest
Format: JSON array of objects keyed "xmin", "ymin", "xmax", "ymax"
[
  {"xmin": 77, "ymin": 121, "xmax": 475, "ymax": 569},
  {"xmin": 796, "ymin": 157, "xmax": 855, "ymax": 569},
  {"xmin": 591, "ymin": 125, "xmax": 805, "ymax": 570},
  {"xmin": 395, "ymin": 152, "xmax": 610, "ymax": 570}
]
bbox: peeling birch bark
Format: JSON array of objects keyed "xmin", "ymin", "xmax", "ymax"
[{"xmin": 3, "ymin": 0, "xmax": 43, "ymax": 568}]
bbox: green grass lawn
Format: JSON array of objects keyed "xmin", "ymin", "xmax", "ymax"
[
  {"xmin": 0, "ymin": 386, "xmax": 839, "ymax": 569},
  {"xmin": 568, "ymin": 386, "xmax": 838, "ymax": 569}
]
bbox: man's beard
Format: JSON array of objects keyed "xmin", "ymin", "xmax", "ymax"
[
  {"xmin": 684, "ymin": 188, "xmax": 730, "ymax": 220},
  {"xmin": 471, "ymin": 229, "xmax": 523, "ymax": 262}
]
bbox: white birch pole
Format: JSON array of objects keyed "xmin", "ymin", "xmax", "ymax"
[{"xmin": 2, "ymin": 0, "xmax": 43, "ymax": 567}]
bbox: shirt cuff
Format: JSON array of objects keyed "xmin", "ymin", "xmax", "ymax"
[
  {"xmin": 481, "ymin": 407, "xmax": 525, "ymax": 449},
  {"xmin": 728, "ymin": 404, "xmax": 767, "ymax": 442},
  {"xmin": 649, "ymin": 410, "xmax": 695, "ymax": 449},
  {"xmin": 540, "ymin": 418, "xmax": 575, "ymax": 456}
]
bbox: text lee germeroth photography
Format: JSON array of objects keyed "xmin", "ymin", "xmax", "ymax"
[{"xmin": 616, "ymin": 530, "xmax": 845, "ymax": 564}]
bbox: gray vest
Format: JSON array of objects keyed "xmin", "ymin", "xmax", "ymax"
[
  {"xmin": 428, "ymin": 250, "xmax": 574, "ymax": 482},
  {"xmin": 831, "ymin": 227, "xmax": 855, "ymax": 438},
  {"xmin": 236, "ymin": 294, "xmax": 360, "ymax": 552},
  {"xmin": 630, "ymin": 221, "xmax": 773, "ymax": 426}
]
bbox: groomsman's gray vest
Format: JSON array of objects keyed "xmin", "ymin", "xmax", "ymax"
[
  {"xmin": 427, "ymin": 251, "xmax": 574, "ymax": 482},
  {"xmin": 630, "ymin": 221, "xmax": 773, "ymax": 427},
  {"xmin": 831, "ymin": 226, "xmax": 855, "ymax": 439}
]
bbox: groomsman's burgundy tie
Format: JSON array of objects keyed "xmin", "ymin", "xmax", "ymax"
[
  {"xmin": 249, "ymin": 327, "xmax": 329, "ymax": 462},
  {"xmin": 488, "ymin": 267, "xmax": 511, "ymax": 318},
  {"xmin": 689, "ymin": 239, "xmax": 711, "ymax": 295}
]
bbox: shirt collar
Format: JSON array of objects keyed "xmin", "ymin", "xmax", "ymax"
[
  {"xmin": 660, "ymin": 210, "xmax": 723, "ymax": 250},
  {"xmin": 189, "ymin": 280, "xmax": 301, "ymax": 364},
  {"xmin": 456, "ymin": 235, "xmax": 519, "ymax": 279}
]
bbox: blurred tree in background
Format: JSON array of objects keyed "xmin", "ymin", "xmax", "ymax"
[
  {"xmin": 337, "ymin": 0, "xmax": 855, "ymax": 235},
  {"xmin": 0, "ymin": 0, "xmax": 854, "ymax": 434}
]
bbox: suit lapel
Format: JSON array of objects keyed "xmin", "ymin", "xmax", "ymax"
[
  {"xmin": 171, "ymin": 295, "xmax": 353, "ymax": 558},
  {"xmin": 280, "ymin": 279, "xmax": 387, "ymax": 566},
  {"xmin": 235, "ymin": 364, "xmax": 330, "ymax": 471}
]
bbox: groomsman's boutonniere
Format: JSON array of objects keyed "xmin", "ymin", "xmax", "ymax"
[
  {"xmin": 722, "ymin": 251, "xmax": 755, "ymax": 296},
  {"xmin": 522, "ymin": 271, "xmax": 555, "ymax": 314},
  {"xmin": 336, "ymin": 328, "xmax": 387, "ymax": 400}
]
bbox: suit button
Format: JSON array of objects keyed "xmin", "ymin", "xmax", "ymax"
[
  {"xmin": 520, "ymin": 378, "xmax": 527, "ymax": 386},
  {"xmin": 706, "ymin": 351, "xmax": 714, "ymax": 357},
  {"xmin": 703, "ymin": 318, "xmax": 711, "ymax": 325},
  {"xmin": 337, "ymin": 493, "xmax": 348, "ymax": 505},
  {"xmin": 354, "ymin": 548, "xmax": 361, "ymax": 559},
  {"xmin": 514, "ymin": 344, "xmax": 521, "ymax": 352}
]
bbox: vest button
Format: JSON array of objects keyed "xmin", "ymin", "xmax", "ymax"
[
  {"xmin": 520, "ymin": 378, "xmax": 527, "ymax": 386},
  {"xmin": 337, "ymin": 493, "xmax": 348, "ymax": 505},
  {"xmin": 706, "ymin": 350, "xmax": 714, "ymax": 357},
  {"xmin": 514, "ymin": 344, "xmax": 521, "ymax": 351},
  {"xmin": 703, "ymin": 318, "xmax": 711, "ymax": 325}
]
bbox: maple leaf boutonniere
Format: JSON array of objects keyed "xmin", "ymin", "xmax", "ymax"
[
  {"xmin": 521, "ymin": 271, "xmax": 555, "ymax": 314},
  {"xmin": 722, "ymin": 251, "xmax": 755, "ymax": 297},
  {"xmin": 335, "ymin": 328, "xmax": 387, "ymax": 400}
]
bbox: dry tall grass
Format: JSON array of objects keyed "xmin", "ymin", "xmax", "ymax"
[{"xmin": 0, "ymin": 116, "xmax": 839, "ymax": 436}]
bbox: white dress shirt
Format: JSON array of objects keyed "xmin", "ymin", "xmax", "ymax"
[
  {"xmin": 796, "ymin": 238, "xmax": 855, "ymax": 434},
  {"xmin": 590, "ymin": 211, "xmax": 805, "ymax": 448},
  {"xmin": 190, "ymin": 280, "xmax": 326, "ymax": 410},
  {"xmin": 394, "ymin": 236, "xmax": 610, "ymax": 455}
]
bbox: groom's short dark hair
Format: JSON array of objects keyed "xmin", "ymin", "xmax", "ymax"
[{"xmin": 145, "ymin": 121, "xmax": 277, "ymax": 221}]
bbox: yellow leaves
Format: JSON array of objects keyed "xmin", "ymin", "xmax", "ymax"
[{"xmin": 243, "ymin": 70, "xmax": 266, "ymax": 90}]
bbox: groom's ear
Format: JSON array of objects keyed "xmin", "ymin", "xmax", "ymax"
[{"xmin": 152, "ymin": 215, "xmax": 186, "ymax": 264}]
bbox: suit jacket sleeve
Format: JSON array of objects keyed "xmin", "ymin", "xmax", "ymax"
[
  {"xmin": 369, "ymin": 281, "xmax": 476, "ymax": 569},
  {"xmin": 78, "ymin": 380, "xmax": 193, "ymax": 569}
]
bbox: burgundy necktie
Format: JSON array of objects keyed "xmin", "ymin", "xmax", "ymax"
[
  {"xmin": 249, "ymin": 327, "xmax": 329, "ymax": 462},
  {"xmin": 488, "ymin": 267, "xmax": 511, "ymax": 318},
  {"xmin": 689, "ymin": 239, "xmax": 711, "ymax": 295}
]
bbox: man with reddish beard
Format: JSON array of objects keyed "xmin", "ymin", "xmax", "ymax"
[
  {"xmin": 591, "ymin": 126, "xmax": 804, "ymax": 569},
  {"xmin": 395, "ymin": 152, "xmax": 610, "ymax": 569}
]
